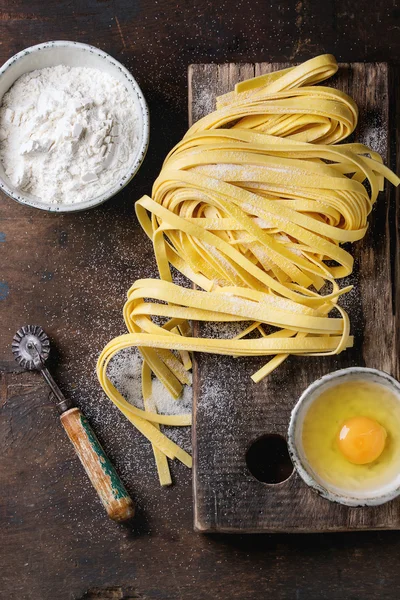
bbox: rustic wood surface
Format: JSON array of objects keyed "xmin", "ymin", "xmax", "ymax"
[
  {"xmin": 1, "ymin": 1, "xmax": 400, "ymax": 598},
  {"xmin": 191, "ymin": 61, "xmax": 400, "ymax": 532}
]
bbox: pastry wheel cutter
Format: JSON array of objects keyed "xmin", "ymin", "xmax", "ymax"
[{"xmin": 12, "ymin": 325, "xmax": 135, "ymax": 522}]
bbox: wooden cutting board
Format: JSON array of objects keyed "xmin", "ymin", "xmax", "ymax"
[{"xmin": 189, "ymin": 62, "xmax": 400, "ymax": 533}]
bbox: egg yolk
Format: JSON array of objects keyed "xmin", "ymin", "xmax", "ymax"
[{"xmin": 337, "ymin": 416, "xmax": 387, "ymax": 465}]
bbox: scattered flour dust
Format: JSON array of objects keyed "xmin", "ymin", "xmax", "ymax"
[
  {"xmin": 0, "ymin": 65, "xmax": 139, "ymax": 204},
  {"xmin": 107, "ymin": 347, "xmax": 193, "ymax": 417}
]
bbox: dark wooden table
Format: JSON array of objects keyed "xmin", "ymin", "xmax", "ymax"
[{"xmin": 1, "ymin": 1, "xmax": 400, "ymax": 598}]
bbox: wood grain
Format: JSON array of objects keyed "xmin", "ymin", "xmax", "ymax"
[
  {"xmin": 190, "ymin": 62, "xmax": 400, "ymax": 533},
  {"xmin": 1, "ymin": 1, "xmax": 400, "ymax": 597}
]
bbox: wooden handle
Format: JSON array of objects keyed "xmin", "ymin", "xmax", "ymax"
[{"xmin": 60, "ymin": 407, "xmax": 135, "ymax": 522}]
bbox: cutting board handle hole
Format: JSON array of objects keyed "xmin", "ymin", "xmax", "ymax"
[{"xmin": 246, "ymin": 434, "xmax": 294, "ymax": 484}]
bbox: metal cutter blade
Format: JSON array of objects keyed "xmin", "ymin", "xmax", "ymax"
[
  {"xmin": 12, "ymin": 325, "xmax": 50, "ymax": 370},
  {"xmin": 11, "ymin": 324, "xmax": 134, "ymax": 521}
]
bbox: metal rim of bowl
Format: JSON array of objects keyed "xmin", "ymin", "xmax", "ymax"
[
  {"xmin": 0, "ymin": 40, "xmax": 150, "ymax": 213},
  {"xmin": 287, "ymin": 366, "xmax": 400, "ymax": 507}
]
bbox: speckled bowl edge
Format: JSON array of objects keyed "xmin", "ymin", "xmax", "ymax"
[
  {"xmin": 288, "ymin": 367, "xmax": 400, "ymax": 507},
  {"xmin": 0, "ymin": 40, "xmax": 150, "ymax": 213}
]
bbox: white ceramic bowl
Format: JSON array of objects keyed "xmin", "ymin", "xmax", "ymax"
[
  {"xmin": 0, "ymin": 41, "xmax": 149, "ymax": 212},
  {"xmin": 288, "ymin": 367, "xmax": 400, "ymax": 507}
]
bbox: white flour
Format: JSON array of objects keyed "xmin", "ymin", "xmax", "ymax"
[
  {"xmin": 0, "ymin": 65, "xmax": 139, "ymax": 204},
  {"xmin": 107, "ymin": 347, "xmax": 193, "ymax": 417}
]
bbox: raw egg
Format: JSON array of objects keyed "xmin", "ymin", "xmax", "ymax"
[
  {"xmin": 337, "ymin": 416, "xmax": 387, "ymax": 465},
  {"xmin": 301, "ymin": 379, "xmax": 400, "ymax": 494}
]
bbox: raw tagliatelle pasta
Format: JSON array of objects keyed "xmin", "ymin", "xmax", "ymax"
[{"xmin": 97, "ymin": 54, "xmax": 400, "ymax": 485}]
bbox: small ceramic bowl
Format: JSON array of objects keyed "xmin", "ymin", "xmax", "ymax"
[
  {"xmin": 0, "ymin": 41, "xmax": 149, "ymax": 212},
  {"xmin": 288, "ymin": 367, "xmax": 400, "ymax": 507}
]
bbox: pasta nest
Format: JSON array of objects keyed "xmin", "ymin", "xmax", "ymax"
[{"xmin": 97, "ymin": 55, "xmax": 399, "ymax": 484}]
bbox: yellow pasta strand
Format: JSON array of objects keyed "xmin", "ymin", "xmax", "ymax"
[
  {"xmin": 142, "ymin": 361, "xmax": 172, "ymax": 486},
  {"xmin": 97, "ymin": 55, "xmax": 400, "ymax": 484}
]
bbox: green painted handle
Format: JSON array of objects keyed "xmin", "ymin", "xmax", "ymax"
[{"xmin": 60, "ymin": 407, "xmax": 135, "ymax": 522}]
